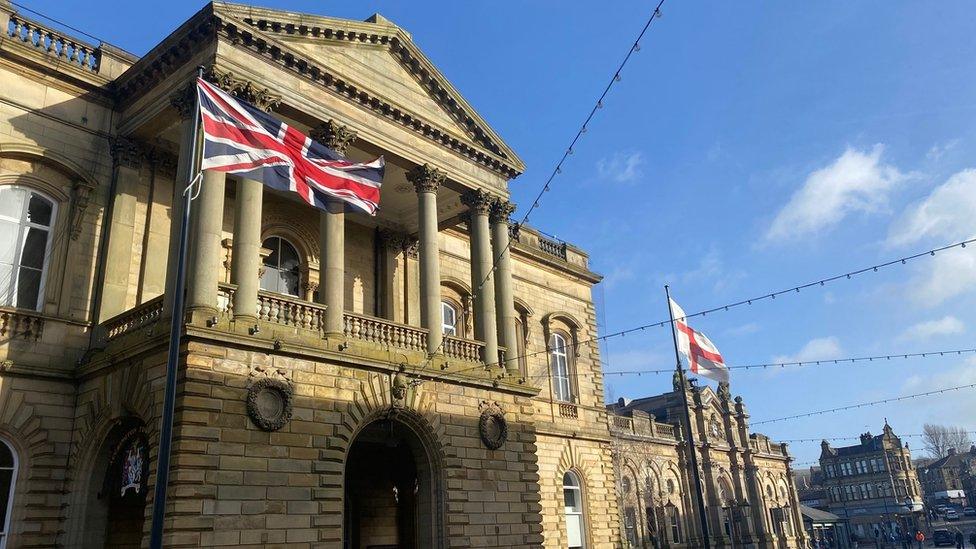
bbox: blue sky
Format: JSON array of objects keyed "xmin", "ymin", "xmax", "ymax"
[{"xmin": 39, "ymin": 0, "xmax": 976, "ymax": 465}]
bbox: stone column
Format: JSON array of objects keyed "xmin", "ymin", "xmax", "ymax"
[
  {"xmin": 490, "ymin": 199, "xmax": 517, "ymax": 371},
  {"xmin": 406, "ymin": 164, "xmax": 445, "ymax": 355},
  {"xmin": 231, "ymin": 178, "xmax": 263, "ymax": 321},
  {"xmin": 319, "ymin": 200, "xmax": 344, "ymax": 335},
  {"xmin": 186, "ymin": 170, "xmax": 226, "ymax": 317},
  {"xmin": 161, "ymin": 83, "xmax": 198, "ymax": 318},
  {"xmin": 99, "ymin": 137, "xmax": 143, "ymax": 322},
  {"xmin": 310, "ymin": 120, "xmax": 357, "ymax": 337},
  {"xmin": 377, "ymin": 229, "xmax": 408, "ymax": 323},
  {"xmin": 461, "ymin": 189, "xmax": 499, "ymax": 365}
]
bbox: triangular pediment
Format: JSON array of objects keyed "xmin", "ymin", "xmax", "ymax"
[{"xmin": 212, "ymin": 3, "xmax": 524, "ymax": 176}]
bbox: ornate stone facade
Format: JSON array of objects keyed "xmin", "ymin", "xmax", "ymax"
[
  {"xmin": 608, "ymin": 381, "xmax": 807, "ymax": 548},
  {"xmin": 0, "ymin": 2, "xmax": 619, "ymax": 548}
]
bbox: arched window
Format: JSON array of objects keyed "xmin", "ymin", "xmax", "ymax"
[
  {"xmin": 666, "ymin": 503, "xmax": 681, "ymax": 543},
  {"xmin": 0, "ymin": 186, "xmax": 57, "ymax": 311},
  {"xmin": 441, "ymin": 300, "xmax": 458, "ymax": 336},
  {"xmin": 0, "ymin": 438, "xmax": 17, "ymax": 549},
  {"xmin": 260, "ymin": 236, "xmax": 300, "ymax": 296},
  {"xmin": 563, "ymin": 471, "xmax": 586, "ymax": 549},
  {"xmin": 550, "ymin": 332, "xmax": 574, "ymax": 402}
]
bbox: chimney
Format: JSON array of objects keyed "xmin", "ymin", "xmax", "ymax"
[{"xmin": 860, "ymin": 432, "xmax": 873, "ymax": 445}]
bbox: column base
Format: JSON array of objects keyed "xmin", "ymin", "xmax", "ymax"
[{"xmin": 186, "ymin": 306, "xmax": 220, "ymax": 327}]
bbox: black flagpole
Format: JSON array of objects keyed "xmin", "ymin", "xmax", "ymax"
[
  {"xmin": 149, "ymin": 66, "xmax": 204, "ymax": 549},
  {"xmin": 665, "ymin": 284, "xmax": 712, "ymax": 548}
]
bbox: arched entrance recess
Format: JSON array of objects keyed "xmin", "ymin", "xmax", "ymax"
[
  {"xmin": 81, "ymin": 417, "xmax": 149, "ymax": 548},
  {"xmin": 343, "ymin": 415, "xmax": 439, "ymax": 548}
]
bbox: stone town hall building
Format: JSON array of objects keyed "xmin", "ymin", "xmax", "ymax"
[
  {"xmin": 0, "ymin": 2, "xmax": 807, "ymax": 548},
  {"xmin": 0, "ymin": 1, "xmax": 622, "ymax": 547}
]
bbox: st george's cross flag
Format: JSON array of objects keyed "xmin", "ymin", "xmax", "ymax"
[
  {"xmin": 669, "ymin": 298, "xmax": 730, "ymax": 384},
  {"xmin": 196, "ymin": 78, "xmax": 384, "ymax": 215}
]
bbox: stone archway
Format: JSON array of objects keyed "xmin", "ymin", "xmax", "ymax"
[{"xmin": 343, "ymin": 415, "xmax": 438, "ymax": 549}]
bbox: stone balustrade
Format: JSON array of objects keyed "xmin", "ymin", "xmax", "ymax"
[
  {"xmin": 0, "ymin": 307, "xmax": 46, "ymax": 341},
  {"xmin": 443, "ymin": 335, "xmax": 484, "ymax": 363},
  {"xmin": 607, "ymin": 412, "xmax": 679, "ymax": 441},
  {"xmin": 7, "ymin": 14, "xmax": 100, "ymax": 71},
  {"xmin": 343, "ymin": 312, "xmax": 428, "ymax": 353},
  {"xmin": 100, "ymin": 297, "xmax": 162, "ymax": 341},
  {"xmin": 257, "ymin": 292, "xmax": 326, "ymax": 332},
  {"xmin": 537, "ymin": 234, "xmax": 568, "ymax": 260}
]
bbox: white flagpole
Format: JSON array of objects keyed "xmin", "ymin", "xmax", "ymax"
[
  {"xmin": 149, "ymin": 66, "xmax": 204, "ymax": 549},
  {"xmin": 665, "ymin": 285, "xmax": 712, "ymax": 548}
]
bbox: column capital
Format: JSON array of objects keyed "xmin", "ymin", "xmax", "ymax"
[
  {"xmin": 310, "ymin": 119, "xmax": 357, "ymax": 155},
  {"xmin": 377, "ymin": 228, "xmax": 418, "ymax": 254},
  {"xmin": 489, "ymin": 198, "xmax": 516, "ymax": 223},
  {"xmin": 110, "ymin": 137, "xmax": 143, "ymax": 169},
  {"xmin": 406, "ymin": 163, "xmax": 445, "ymax": 193},
  {"xmin": 461, "ymin": 189, "xmax": 495, "ymax": 216},
  {"xmin": 204, "ymin": 66, "xmax": 282, "ymax": 112},
  {"xmin": 169, "ymin": 82, "xmax": 197, "ymax": 120}
]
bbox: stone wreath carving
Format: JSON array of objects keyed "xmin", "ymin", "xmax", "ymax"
[
  {"xmin": 246, "ymin": 378, "xmax": 293, "ymax": 431},
  {"xmin": 478, "ymin": 403, "xmax": 508, "ymax": 450}
]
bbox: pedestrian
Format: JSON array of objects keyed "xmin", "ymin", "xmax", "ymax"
[
  {"xmin": 956, "ymin": 529, "xmax": 964, "ymax": 549},
  {"xmin": 971, "ymin": 532, "xmax": 976, "ymax": 548},
  {"xmin": 851, "ymin": 531, "xmax": 859, "ymax": 549}
]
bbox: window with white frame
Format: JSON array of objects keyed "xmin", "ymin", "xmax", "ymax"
[
  {"xmin": 0, "ymin": 438, "xmax": 16, "ymax": 549},
  {"xmin": 260, "ymin": 236, "xmax": 301, "ymax": 296},
  {"xmin": 550, "ymin": 332, "xmax": 573, "ymax": 402},
  {"xmin": 0, "ymin": 186, "xmax": 57, "ymax": 311},
  {"xmin": 441, "ymin": 300, "xmax": 458, "ymax": 336},
  {"xmin": 563, "ymin": 471, "xmax": 586, "ymax": 549}
]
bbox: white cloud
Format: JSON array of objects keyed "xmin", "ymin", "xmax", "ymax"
[
  {"xmin": 886, "ymin": 169, "xmax": 976, "ymax": 306},
  {"xmin": 888, "ymin": 169, "xmax": 976, "ymax": 247},
  {"xmin": 909, "ymin": 250, "xmax": 976, "ymax": 306},
  {"xmin": 773, "ymin": 337, "xmax": 843, "ymax": 364},
  {"xmin": 681, "ymin": 247, "xmax": 746, "ymax": 294},
  {"xmin": 724, "ymin": 322, "xmax": 760, "ymax": 338},
  {"xmin": 899, "ymin": 315, "xmax": 965, "ymax": 341},
  {"xmin": 603, "ymin": 265, "xmax": 636, "ymax": 290},
  {"xmin": 596, "ymin": 151, "xmax": 644, "ymax": 184},
  {"xmin": 765, "ymin": 145, "xmax": 907, "ymax": 242},
  {"xmin": 926, "ymin": 139, "xmax": 959, "ymax": 162}
]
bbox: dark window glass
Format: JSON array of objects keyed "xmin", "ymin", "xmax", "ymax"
[{"xmin": 27, "ymin": 195, "xmax": 53, "ymax": 226}]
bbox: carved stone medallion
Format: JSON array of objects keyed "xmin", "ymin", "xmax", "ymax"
[
  {"xmin": 246, "ymin": 378, "xmax": 293, "ymax": 431},
  {"xmin": 478, "ymin": 402, "xmax": 508, "ymax": 450}
]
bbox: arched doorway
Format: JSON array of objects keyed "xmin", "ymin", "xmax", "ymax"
[
  {"xmin": 80, "ymin": 418, "xmax": 149, "ymax": 548},
  {"xmin": 344, "ymin": 416, "xmax": 437, "ymax": 549}
]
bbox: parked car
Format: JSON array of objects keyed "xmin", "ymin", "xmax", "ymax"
[
  {"xmin": 933, "ymin": 529, "xmax": 955, "ymax": 547},
  {"xmin": 945, "ymin": 509, "xmax": 960, "ymax": 521},
  {"xmin": 936, "ymin": 504, "xmax": 948, "ymax": 514},
  {"xmin": 964, "ymin": 506, "xmax": 976, "ymax": 517}
]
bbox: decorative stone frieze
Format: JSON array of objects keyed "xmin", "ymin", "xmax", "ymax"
[
  {"xmin": 310, "ymin": 119, "xmax": 357, "ymax": 155},
  {"xmin": 406, "ymin": 163, "xmax": 445, "ymax": 193},
  {"xmin": 204, "ymin": 66, "xmax": 282, "ymax": 112},
  {"xmin": 460, "ymin": 189, "xmax": 494, "ymax": 216}
]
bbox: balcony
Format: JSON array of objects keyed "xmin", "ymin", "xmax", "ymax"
[
  {"xmin": 100, "ymin": 286, "xmax": 491, "ymax": 369},
  {"xmin": 607, "ymin": 413, "xmax": 678, "ymax": 441}
]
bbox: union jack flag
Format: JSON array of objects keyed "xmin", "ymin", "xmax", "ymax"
[{"xmin": 196, "ymin": 78, "xmax": 384, "ymax": 215}]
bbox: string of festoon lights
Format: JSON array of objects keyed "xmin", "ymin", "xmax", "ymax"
[
  {"xmin": 752, "ymin": 383, "xmax": 976, "ymax": 426},
  {"xmin": 779, "ymin": 431, "xmax": 976, "ymax": 444},
  {"xmin": 407, "ymin": 0, "xmax": 669, "ymax": 384},
  {"xmin": 520, "ymin": 347, "xmax": 976, "ymax": 380},
  {"xmin": 432, "ymin": 237, "xmax": 976, "ymax": 385}
]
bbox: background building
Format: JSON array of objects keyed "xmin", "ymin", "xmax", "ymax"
[
  {"xmin": 918, "ymin": 446, "xmax": 976, "ymax": 507},
  {"xmin": 608, "ymin": 380, "xmax": 806, "ymax": 548},
  {"xmin": 819, "ymin": 423, "xmax": 924, "ymax": 541},
  {"xmin": 0, "ymin": 2, "xmax": 622, "ymax": 547}
]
